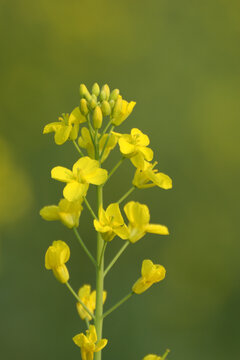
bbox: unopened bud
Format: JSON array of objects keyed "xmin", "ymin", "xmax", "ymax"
[
  {"xmin": 109, "ymin": 89, "xmax": 120, "ymax": 101},
  {"xmin": 92, "ymin": 82, "xmax": 100, "ymax": 97},
  {"xmin": 79, "ymin": 83, "xmax": 92, "ymax": 102},
  {"xmin": 90, "ymin": 97, "xmax": 97, "ymax": 109},
  {"xmin": 112, "ymin": 95, "xmax": 123, "ymax": 117},
  {"xmin": 100, "ymin": 84, "xmax": 110, "ymax": 101},
  {"xmin": 93, "ymin": 106, "xmax": 103, "ymax": 129},
  {"xmin": 101, "ymin": 100, "xmax": 111, "ymax": 116},
  {"xmin": 80, "ymin": 98, "xmax": 89, "ymax": 115},
  {"xmin": 109, "ymin": 99, "xmax": 115, "ymax": 108}
]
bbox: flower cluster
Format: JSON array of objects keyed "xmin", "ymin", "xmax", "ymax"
[{"xmin": 41, "ymin": 83, "xmax": 172, "ymax": 360}]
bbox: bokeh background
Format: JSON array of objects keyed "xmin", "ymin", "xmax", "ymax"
[{"xmin": 0, "ymin": 0, "xmax": 239, "ymax": 359}]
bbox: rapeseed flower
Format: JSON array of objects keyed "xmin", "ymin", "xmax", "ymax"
[
  {"xmin": 111, "ymin": 95, "xmax": 136, "ymax": 126},
  {"xmin": 94, "ymin": 203, "xmax": 129, "ymax": 242},
  {"xmin": 51, "ymin": 157, "xmax": 108, "ymax": 201},
  {"xmin": 73, "ymin": 325, "xmax": 108, "ymax": 360},
  {"xmin": 78, "ymin": 127, "xmax": 117, "ymax": 163},
  {"xmin": 76, "ymin": 285, "xmax": 107, "ymax": 321},
  {"xmin": 132, "ymin": 259, "xmax": 166, "ymax": 294},
  {"xmin": 132, "ymin": 161, "xmax": 172, "ymax": 189},
  {"xmin": 113, "ymin": 128, "xmax": 153, "ymax": 169},
  {"xmin": 40, "ymin": 198, "xmax": 83, "ymax": 228},
  {"xmin": 124, "ymin": 201, "xmax": 169, "ymax": 243},
  {"xmin": 45, "ymin": 240, "xmax": 70, "ymax": 283},
  {"xmin": 43, "ymin": 107, "xmax": 86, "ymax": 145},
  {"xmin": 143, "ymin": 356, "xmax": 161, "ymax": 360}
]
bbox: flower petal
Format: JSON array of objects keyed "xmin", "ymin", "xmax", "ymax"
[
  {"xmin": 40, "ymin": 205, "xmax": 60, "ymax": 221},
  {"xmin": 95, "ymin": 339, "xmax": 108, "ymax": 352},
  {"xmin": 51, "ymin": 166, "xmax": 74, "ymax": 183},
  {"xmin": 146, "ymin": 224, "xmax": 169, "ymax": 235},
  {"xmin": 63, "ymin": 182, "xmax": 89, "ymax": 201},
  {"xmin": 54, "ymin": 125, "xmax": 72, "ymax": 145}
]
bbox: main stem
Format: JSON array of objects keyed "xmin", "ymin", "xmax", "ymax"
[{"xmin": 94, "ymin": 184, "xmax": 104, "ymax": 360}]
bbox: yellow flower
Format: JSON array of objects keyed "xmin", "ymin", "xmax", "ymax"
[
  {"xmin": 132, "ymin": 161, "xmax": 172, "ymax": 189},
  {"xmin": 76, "ymin": 285, "xmax": 107, "ymax": 321},
  {"xmin": 143, "ymin": 355, "xmax": 161, "ymax": 360},
  {"xmin": 132, "ymin": 259, "xmax": 166, "ymax": 294},
  {"xmin": 111, "ymin": 95, "xmax": 136, "ymax": 126},
  {"xmin": 45, "ymin": 240, "xmax": 70, "ymax": 283},
  {"xmin": 94, "ymin": 203, "xmax": 129, "ymax": 242},
  {"xmin": 73, "ymin": 325, "xmax": 108, "ymax": 360},
  {"xmin": 78, "ymin": 127, "xmax": 117, "ymax": 163},
  {"xmin": 124, "ymin": 201, "xmax": 169, "ymax": 243},
  {"xmin": 43, "ymin": 107, "xmax": 86, "ymax": 145},
  {"xmin": 40, "ymin": 198, "xmax": 83, "ymax": 228},
  {"xmin": 51, "ymin": 157, "xmax": 108, "ymax": 202},
  {"xmin": 113, "ymin": 128, "xmax": 153, "ymax": 169}
]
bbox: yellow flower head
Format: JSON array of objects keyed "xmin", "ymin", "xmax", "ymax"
[
  {"xmin": 43, "ymin": 107, "xmax": 86, "ymax": 145},
  {"xmin": 51, "ymin": 157, "xmax": 108, "ymax": 202},
  {"xmin": 76, "ymin": 285, "xmax": 107, "ymax": 321},
  {"xmin": 73, "ymin": 325, "xmax": 108, "ymax": 360},
  {"xmin": 45, "ymin": 240, "xmax": 70, "ymax": 283},
  {"xmin": 94, "ymin": 203, "xmax": 129, "ymax": 242},
  {"xmin": 78, "ymin": 127, "xmax": 117, "ymax": 163},
  {"xmin": 113, "ymin": 128, "xmax": 153, "ymax": 169},
  {"xmin": 143, "ymin": 350, "xmax": 170, "ymax": 360},
  {"xmin": 40, "ymin": 198, "xmax": 83, "ymax": 228},
  {"xmin": 132, "ymin": 259, "xmax": 166, "ymax": 294},
  {"xmin": 124, "ymin": 201, "xmax": 169, "ymax": 243},
  {"xmin": 132, "ymin": 161, "xmax": 172, "ymax": 189},
  {"xmin": 111, "ymin": 95, "xmax": 136, "ymax": 126}
]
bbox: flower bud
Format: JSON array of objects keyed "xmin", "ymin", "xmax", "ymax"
[
  {"xmin": 109, "ymin": 99, "xmax": 115, "ymax": 108},
  {"xmin": 109, "ymin": 89, "xmax": 120, "ymax": 101},
  {"xmin": 93, "ymin": 106, "xmax": 103, "ymax": 129},
  {"xmin": 90, "ymin": 97, "xmax": 97, "ymax": 109},
  {"xmin": 92, "ymin": 82, "xmax": 100, "ymax": 97},
  {"xmin": 79, "ymin": 84, "xmax": 92, "ymax": 102},
  {"xmin": 80, "ymin": 98, "xmax": 89, "ymax": 115},
  {"xmin": 100, "ymin": 84, "xmax": 110, "ymax": 101},
  {"xmin": 101, "ymin": 100, "xmax": 111, "ymax": 116},
  {"xmin": 112, "ymin": 95, "xmax": 123, "ymax": 117}
]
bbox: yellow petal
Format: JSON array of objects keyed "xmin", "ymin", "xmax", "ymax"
[
  {"xmin": 124, "ymin": 201, "xmax": 150, "ymax": 226},
  {"xmin": 105, "ymin": 203, "xmax": 124, "ymax": 226},
  {"xmin": 139, "ymin": 146, "xmax": 154, "ymax": 162},
  {"xmin": 131, "ymin": 128, "xmax": 150, "ymax": 146},
  {"xmin": 93, "ymin": 219, "xmax": 112, "ymax": 233},
  {"xmin": 130, "ymin": 153, "xmax": 145, "ymax": 169},
  {"xmin": 40, "ymin": 205, "xmax": 60, "ymax": 221},
  {"xmin": 51, "ymin": 166, "xmax": 74, "ymax": 183},
  {"xmin": 141, "ymin": 259, "xmax": 154, "ymax": 277},
  {"xmin": 73, "ymin": 333, "xmax": 85, "ymax": 347},
  {"xmin": 69, "ymin": 106, "xmax": 86, "ymax": 125},
  {"xmin": 72, "ymin": 157, "xmax": 98, "ymax": 176},
  {"xmin": 54, "ymin": 125, "xmax": 72, "ymax": 145},
  {"xmin": 95, "ymin": 338, "xmax": 108, "ymax": 352},
  {"xmin": 63, "ymin": 182, "xmax": 89, "ymax": 201},
  {"xmin": 143, "ymin": 354, "xmax": 162, "ymax": 360},
  {"xmin": 88, "ymin": 325, "xmax": 97, "ymax": 343},
  {"xmin": 132, "ymin": 278, "xmax": 152, "ymax": 294},
  {"xmin": 148, "ymin": 172, "xmax": 172, "ymax": 189},
  {"xmin": 43, "ymin": 122, "xmax": 61, "ymax": 134},
  {"xmin": 84, "ymin": 168, "xmax": 108, "ymax": 185},
  {"xmin": 146, "ymin": 224, "xmax": 169, "ymax": 235},
  {"xmin": 52, "ymin": 264, "xmax": 69, "ymax": 283},
  {"xmin": 114, "ymin": 225, "xmax": 129, "ymax": 239},
  {"xmin": 59, "ymin": 212, "xmax": 78, "ymax": 228},
  {"xmin": 119, "ymin": 137, "xmax": 135, "ymax": 155}
]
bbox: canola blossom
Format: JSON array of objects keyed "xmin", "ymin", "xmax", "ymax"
[
  {"xmin": 51, "ymin": 156, "xmax": 108, "ymax": 201},
  {"xmin": 113, "ymin": 128, "xmax": 154, "ymax": 169},
  {"xmin": 40, "ymin": 198, "xmax": 83, "ymax": 228},
  {"xmin": 73, "ymin": 325, "xmax": 108, "ymax": 360},
  {"xmin": 133, "ymin": 161, "xmax": 172, "ymax": 189},
  {"xmin": 124, "ymin": 201, "xmax": 169, "ymax": 243},
  {"xmin": 41, "ymin": 83, "xmax": 172, "ymax": 360},
  {"xmin": 132, "ymin": 259, "xmax": 166, "ymax": 294},
  {"xmin": 76, "ymin": 285, "xmax": 107, "ymax": 321},
  {"xmin": 43, "ymin": 107, "xmax": 86, "ymax": 145},
  {"xmin": 45, "ymin": 240, "xmax": 70, "ymax": 283},
  {"xmin": 93, "ymin": 203, "xmax": 129, "ymax": 242}
]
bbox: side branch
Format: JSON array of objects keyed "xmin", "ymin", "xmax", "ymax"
[{"xmin": 73, "ymin": 227, "xmax": 97, "ymax": 267}]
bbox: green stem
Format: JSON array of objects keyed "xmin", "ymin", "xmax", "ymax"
[
  {"xmin": 73, "ymin": 227, "xmax": 97, "ymax": 268},
  {"xmin": 117, "ymin": 186, "xmax": 135, "ymax": 204},
  {"xmin": 103, "ymin": 292, "xmax": 134, "ymax": 319},
  {"xmin": 104, "ymin": 157, "xmax": 125, "ymax": 185},
  {"xmin": 162, "ymin": 349, "xmax": 170, "ymax": 360},
  {"xmin": 65, "ymin": 282, "xmax": 95, "ymax": 320},
  {"xmin": 94, "ymin": 185, "xmax": 104, "ymax": 360},
  {"xmin": 83, "ymin": 197, "xmax": 98, "ymax": 220},
  {"xmin": 99, "ymin": 125, "xmax": 115, "ymax": 161},
  {"xmin": 87, "ymin": 114, "xmax": 95, "ymax": 144},
  {"xmin": 99, "ymin": 242, "xmax": 107, "ymax": 268},
  {"xmin": 99, "ymin": 119, "xmax": 112, "ymax": 140},
  {"xmin": 85, "ymin": 318, "xmax": 90, "ymax": 329},
  {"xmin": 94, "ymin": 129, "xmax": 99, "ymax": 159},
  {"xmin": 73, "ymin": 140, "xmax": 84, "ymax": 157},
  {"xmin": 104, "ymin": 241, "xmax": 130, "ymax": 277}
]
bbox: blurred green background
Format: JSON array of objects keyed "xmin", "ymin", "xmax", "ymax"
[{"xmin": 0, "ymin": 0, "xmax": 239, "ymax": 359}]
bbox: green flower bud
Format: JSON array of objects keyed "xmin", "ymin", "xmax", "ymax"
[
  {"xmin": 93, "ymin": 106, "xmax": 103, "ymax": 129},
  {"xmin": 101, "ymin": 100, "xmax": 111, "ymax": 116},
  {"xmin": 80, "ymin": 98, "xmax": 89, "ymax": 115},
  {"xmin": 90, "ymin": 97, "xmax": 97, "ymax": 109},
  {"xmin": 92, "ymin": 82, "xmax": 100, "ymax": 97},
  {"xmin": 109, "ymin": 89, "xmax": 120, "ymax": 101},
  {"xmin": 109, "ymin": 99, "xmax": 115, "ymax": 108},
  {"xmin": 79, "ymin": 83, "xmax": 92, "ymax": 102},
  {"xmin": 112, "ymin": 95, "xmax": 123, "ymax": 117},
  {"xmin": 100, "ymin": 84, "xmax": 110, "ymax": 101}
]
